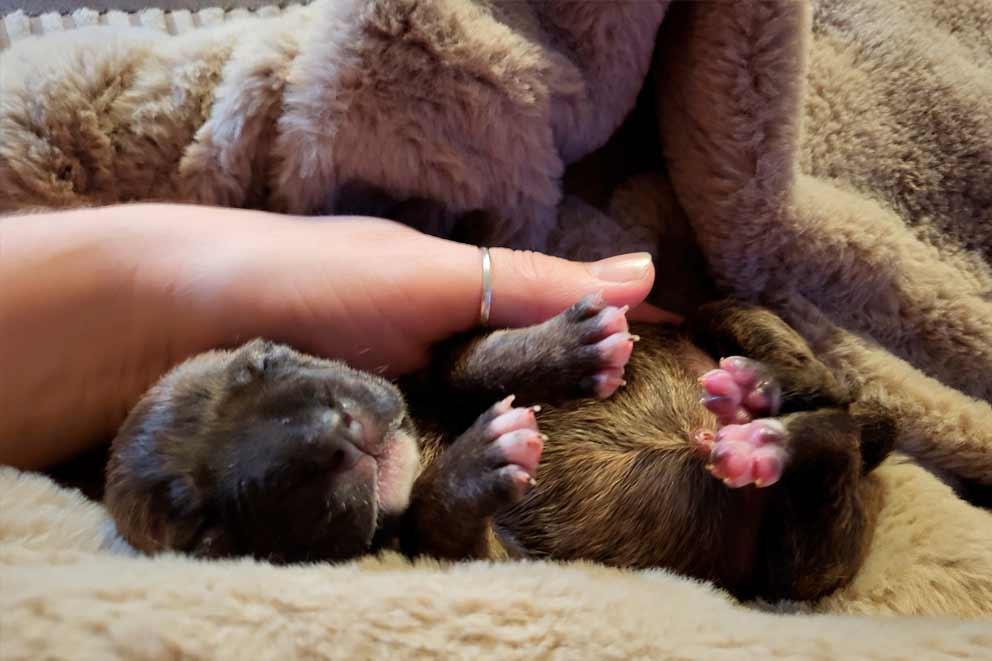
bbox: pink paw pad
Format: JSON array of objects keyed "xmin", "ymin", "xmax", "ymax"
[
  {"xmin": 706, "ymin": 419, "xmax": 787, "ymax": 488},
  {"xmin": 700, "ymin": 356, "xmax": 781, "ymax": 425},
  {"xmin": 489, "ymin": 402, "xmax": 544, "ymax": 480},
  {"xmin": 591, "ymin": 332, "xmax": 635, "ymax": 397},
  {"xmin": 581, "ymin": 303, "xmax": 637, "ymax": 400}
]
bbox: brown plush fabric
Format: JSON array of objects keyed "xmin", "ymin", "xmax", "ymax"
[
  {"xmin": 644, "ymin": 0, "xmax": 992, "ymax": 616},
  {"xmin": 657, "ymin": 0, "xmax": 992, "ymax": 481},
  {"xmin": 2, "ymin": 0, "xmax": 992, "ymax": 654},
  {"xmin": 0, "ymin": 0, "xmax": 665, "ymax": 250}
]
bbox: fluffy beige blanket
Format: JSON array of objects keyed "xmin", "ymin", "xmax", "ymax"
[{"xmin": 2, "ymin": 0, "xmax": 992, "ymax": 655}]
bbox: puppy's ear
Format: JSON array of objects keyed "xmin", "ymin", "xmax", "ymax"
[
  {"xmin": 105, "ymin": 472, "xmax": 203, "ymax": 553},
  {"xmin": 134, "ymin": 478, "xmax": 241, "ymax": 560},
  {"xmin": 159, "ymin": 475, "xmax": 216, "ymax": 553},
  {"xmin": 105, "ymin": 445, "xmax": 228, "ymax": 557}
]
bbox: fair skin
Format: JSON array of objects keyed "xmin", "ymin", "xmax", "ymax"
[{"xmin": 0, "ymin": 204, "xmax": 674, "ymax": 471}]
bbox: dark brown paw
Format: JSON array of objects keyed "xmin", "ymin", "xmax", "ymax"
[{"xmin": 436, "ymin": 396, "xmax": 544, "ymax": 515}]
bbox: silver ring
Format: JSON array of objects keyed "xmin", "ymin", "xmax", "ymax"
[{"xmin": 479, "ymin": 247, "xmax": 493, "ymax": 326}]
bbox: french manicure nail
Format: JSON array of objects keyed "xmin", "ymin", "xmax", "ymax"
[{"xmin": 589, "ymin": 252, "xmax": 653, "ymax": 283}]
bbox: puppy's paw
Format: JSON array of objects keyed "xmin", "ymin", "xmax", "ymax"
[
  {"xmin": 439, "ymin": 396, "xmax": 544, "ymax": 514},
  {"xmin": 700, "ymin": 356, "xmax": 781, "ymax": 425},
  {"xmin": 556, "ymin": 292, "xmax": 637, "ymax": 399},
  {"xmin": 704, "ymin": 419, "xmax": 788, "ymax": 488}
]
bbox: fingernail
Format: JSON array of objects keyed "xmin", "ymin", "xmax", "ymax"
[{"xmin": 589, "ymin": 252, "xmax": 653, "ymax": 283}]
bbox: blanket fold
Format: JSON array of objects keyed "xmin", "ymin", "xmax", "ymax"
[{"xmin": 654, "ymin": 0, "xmax": 992, "ymax": 485}]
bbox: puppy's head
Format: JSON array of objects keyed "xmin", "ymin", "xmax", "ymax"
[{"xmin": 105, "ymin": 339, "xmax": 420, "ymax": 563}]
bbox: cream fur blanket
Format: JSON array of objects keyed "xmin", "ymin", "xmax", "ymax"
[{"xmin": 2, "ymin": 0, "xmax": 992, "ymax": 655}]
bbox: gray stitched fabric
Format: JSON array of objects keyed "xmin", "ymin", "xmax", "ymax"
[
  {"xmin": 0, "ymin": 1, "xmax": 308, "ymax": 50},
  {"xmin": 0, "ymin": 1, "xmax": 300, "ymax": 15}
]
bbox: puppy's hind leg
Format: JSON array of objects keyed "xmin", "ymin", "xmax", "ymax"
[
  {"xmin": 689, "ymin": 300, "xmax": 853, "ymax": 414},
  {"xmin": 753, "ymin": 409, "xmax": 883, "ymax": 602},
  {"xmin": 688, "ymin": 301, "xmax": 889, "ymax": 600},
  {"xmin": 695, "ymin": 373, "xmax": 881, "ymax": 601}
]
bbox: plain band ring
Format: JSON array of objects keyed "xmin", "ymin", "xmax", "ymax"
[{"xmin": 479, "ymin": 247, "xmax": 493, "ymax": 326}]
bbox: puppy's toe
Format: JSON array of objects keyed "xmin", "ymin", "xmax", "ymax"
[{"xmin": 707, "ymin": 419, "xmax": 788, "ymax": 488}]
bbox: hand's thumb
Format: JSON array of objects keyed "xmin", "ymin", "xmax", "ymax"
[{"xmin": 484, "ymin": 248, "xmax": 675, "ymax": 328}]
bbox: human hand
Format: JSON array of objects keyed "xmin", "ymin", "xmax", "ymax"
[{"xmin": 1, "ymin": 204, "xmax": 677, "ymax": 469}]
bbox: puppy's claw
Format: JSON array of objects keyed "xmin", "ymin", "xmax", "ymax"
[{"xmin": 494, "ymin": 394, "xmax": 516, "ymax": 414}]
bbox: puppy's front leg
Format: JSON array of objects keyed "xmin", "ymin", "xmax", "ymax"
[
  {"xmin": 400, "ymin": 398, "xmax": 543, "ymax": 560},
  {"xmin": 423, "ymin": 293, "xmax": 635, "ymax": 412}
]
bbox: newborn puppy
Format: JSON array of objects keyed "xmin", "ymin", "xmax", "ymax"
[
  {"xmin": 104, "ymin": 341, "xmax": 539, "ymax": 563},
  {"xmin": 106, "ymin": 297, "xmax": 894, "ymax": 601}
]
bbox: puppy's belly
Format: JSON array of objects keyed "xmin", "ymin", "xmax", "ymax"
[
  {"xmin": 677, "ymin": 342, "xmax": 720, "ymax": 378},
  {"xmin": 492, "ymin": 334, "xmax": 768, "ymax": 590}
]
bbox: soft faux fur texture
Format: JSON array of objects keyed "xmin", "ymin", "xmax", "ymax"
[
  {"xmin": 0, "ymin": 0, "xmax": 664, "ymax": 249},
  {"xmin": 3, "ymin": 0, "xmax": 992, "ymax": 656},
  {"xmin": 3, "ymin": 467, "xmax": 992, "ymax": 659}
]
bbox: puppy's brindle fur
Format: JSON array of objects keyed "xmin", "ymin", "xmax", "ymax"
[{"xmin": 105, "ymin": 297, "xmax": 894, "ymax": 602}]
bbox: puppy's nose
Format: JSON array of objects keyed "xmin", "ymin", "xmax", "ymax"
[
  {"xmin": 325, "ymin": 436, "xmax": 364, "ymax": 474},
  {"xmin": 319, "ymin": 406, "xmax": 365, "ymax": 446},
  {"xmin": 314, "ymin": 406, "xmax": 369, "ymax": 475}
]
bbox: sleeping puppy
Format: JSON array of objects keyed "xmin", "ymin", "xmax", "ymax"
[{"xmin": 105, "ymin": 297, "xmax": 894, "ymax": 602}]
